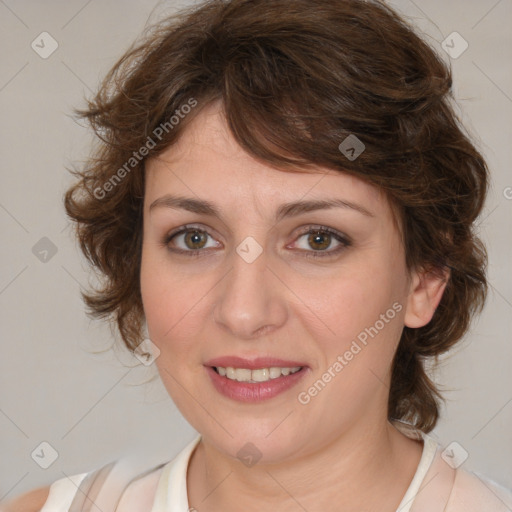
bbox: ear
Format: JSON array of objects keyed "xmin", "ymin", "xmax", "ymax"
[{"xmin": 404, "ymin": 266, "xmax": 450, "ymax": 328}]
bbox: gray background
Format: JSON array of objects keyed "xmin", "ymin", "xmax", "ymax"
[{"xmin": 1, "ymin": 0, "xmax": 511, "ymax": 501}]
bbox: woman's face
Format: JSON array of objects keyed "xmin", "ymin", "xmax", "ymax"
[{"xmin": 140, "ymin": 102, "xmax": 426, "ymax": 463}]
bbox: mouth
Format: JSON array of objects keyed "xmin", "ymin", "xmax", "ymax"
[
  {"xmin": 213, "ymin": 365, "xmax": 303, "ymax": 382},
  {"xmin": 204, "ymin": 357, "xmax": 309, "ymax": 402}
]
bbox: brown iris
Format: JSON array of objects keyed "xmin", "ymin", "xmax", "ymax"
[
  {"xmin": 184, "ymin": 230, "xmax": 208, "ymax": 250},
  {"xmin": 307, "ymin": 231, "xmax": 331, "ymax": 251}
]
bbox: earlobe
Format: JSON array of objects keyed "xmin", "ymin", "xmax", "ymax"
[{"xmin": 404, "ymin": 266, "xmax": 450, "ymax": 328}]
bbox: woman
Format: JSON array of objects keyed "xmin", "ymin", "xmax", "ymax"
[{"xmin": 5, "ymin": 0, "xmax": 511, "ymax": 510}]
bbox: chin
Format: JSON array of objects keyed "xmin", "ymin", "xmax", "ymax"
[{"xmin": 191, "ymin": 413, "xmax": 312, "ymax": 465}]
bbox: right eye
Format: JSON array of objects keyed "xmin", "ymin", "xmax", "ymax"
[{"xmin": 163, "ymin": 225, "xmax": 221, "ymax": 256}]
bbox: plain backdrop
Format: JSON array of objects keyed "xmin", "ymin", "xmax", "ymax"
[{"xmin": 1, "ymin": 0, "xmax": 511, "ymax": 501}]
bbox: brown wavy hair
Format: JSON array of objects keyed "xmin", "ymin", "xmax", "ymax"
[{"xmin": 64, "ymin": 0, "xmax": 488, "ymax": 432}]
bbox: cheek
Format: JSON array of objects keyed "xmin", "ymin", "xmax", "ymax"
[
  {"xmin": 307, "ymin": 254, "xmax": 407, "ymax": 388},
  {"xmin": 140, "ymin": 252, "xmax": 206, "ymax": 411},
  {"xmin": 140, "ymin": 247, "xmax": 217, "ymax": 372},
  {"xmin": 140, "ymin": 249, "xmax": 190, "ymax": 348},
  {"xmin": 319, "ymin": 261, "xmax": 405, "ymax": 340},
  {"xmin": 140, "ymin": 258, "xmax": 171, "ymax": 343}
]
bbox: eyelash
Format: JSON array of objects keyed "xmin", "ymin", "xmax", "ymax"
[{"xmin": 162, "ymin": 224, "xmax": 352, "ymax": 260}]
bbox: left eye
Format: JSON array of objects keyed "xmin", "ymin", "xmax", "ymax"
[
  {"xmin": 291, "ymin": 227, "xmax": 351, "ymax": 258},
  {"xmin": 164, "ymin": 225, "xmax": 351, "ymax": 258}
]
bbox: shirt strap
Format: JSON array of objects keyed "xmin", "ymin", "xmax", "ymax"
[
  {"xmin": 69, "ymin": 461, "xmax": 117, "ymax": 511},
  {"xmin": 68, "ymin": 458, "xmax": 168, "ymax": 511}
]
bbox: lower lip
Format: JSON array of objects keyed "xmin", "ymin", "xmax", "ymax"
[{"xmin": 206, "ymin": 366, "xmax": 308, "ymax": 402}]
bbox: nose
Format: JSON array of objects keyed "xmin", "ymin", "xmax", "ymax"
[{"xmin": 213, "ymin": 240, "xmax": 288, "ymax": 340}]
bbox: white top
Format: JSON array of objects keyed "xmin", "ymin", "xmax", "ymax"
[{"xmin": 40, "ymin": 425, "xmax": 512, "ymax": 512}]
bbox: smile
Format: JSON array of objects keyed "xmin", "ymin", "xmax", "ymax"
[
  {"xmin": 214, "ymin": 366, "xmax": 302, "ymax": 383},
  {"xmin": 206, "ymin": 361, "xmax": 308, "ymax": 402}
]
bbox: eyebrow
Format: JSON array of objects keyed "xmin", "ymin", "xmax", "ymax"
[{"xmin": 149, "ymin": 194, "xmax": 374, "ymax": 220}]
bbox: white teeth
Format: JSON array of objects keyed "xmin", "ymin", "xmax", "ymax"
[
  {"xmin": 215, "ymin": 366, "xmax": 302, "ymax": 383},
  {"xmin": 234, "ymin": 368, "xmax": 251, "ymax": 381},
  {"xmin": 269, "ymin": 367, "xmax": 282, "ymax": 379},
  {"xmin": 252, "ymin": 368, "xmax": 269, "ymax": 382}
]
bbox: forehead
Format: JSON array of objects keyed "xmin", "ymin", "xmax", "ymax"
[{"xmin": 144, "ymin": 102, "xmax": 388, "ymax": 219}]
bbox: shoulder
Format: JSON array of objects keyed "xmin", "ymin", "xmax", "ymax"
[
  {"xmin": 1, "ymin": 472, "xmax": 87, "ymax": 512},
  {"xmin": 404, "ymin": 433, "xmax": 512, "ymax": 512},
  {"xmin": 446, "ymin": 468, "xmax": 512, "ymax": 512},
  {"xmin": 0, "ymin": 440, "xmax": 199, "ymax": 512},
  {"xmin": 115, "ymin": 464, "xmax": 166, "ymax": 511},
  {"xmin": 0, "ymin": 486, "xmax": 51, "ymax": 512},
  {"xmin": 0, "ymin": 461, "xmax": 164, "ymax": 512}
]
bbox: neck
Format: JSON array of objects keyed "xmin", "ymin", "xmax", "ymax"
[{"xmin": 187, "ymin": 419, "xmax": 423, "ymax": 512}]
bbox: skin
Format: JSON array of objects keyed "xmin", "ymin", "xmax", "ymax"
[{"xmin": 140, "ymin": 101, "xmax": 448, "ymax": 511}]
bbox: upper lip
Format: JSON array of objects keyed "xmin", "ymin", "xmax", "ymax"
[{"xmin": 205, "ymin": 356, "xmax": 308, "ymax": 370}]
